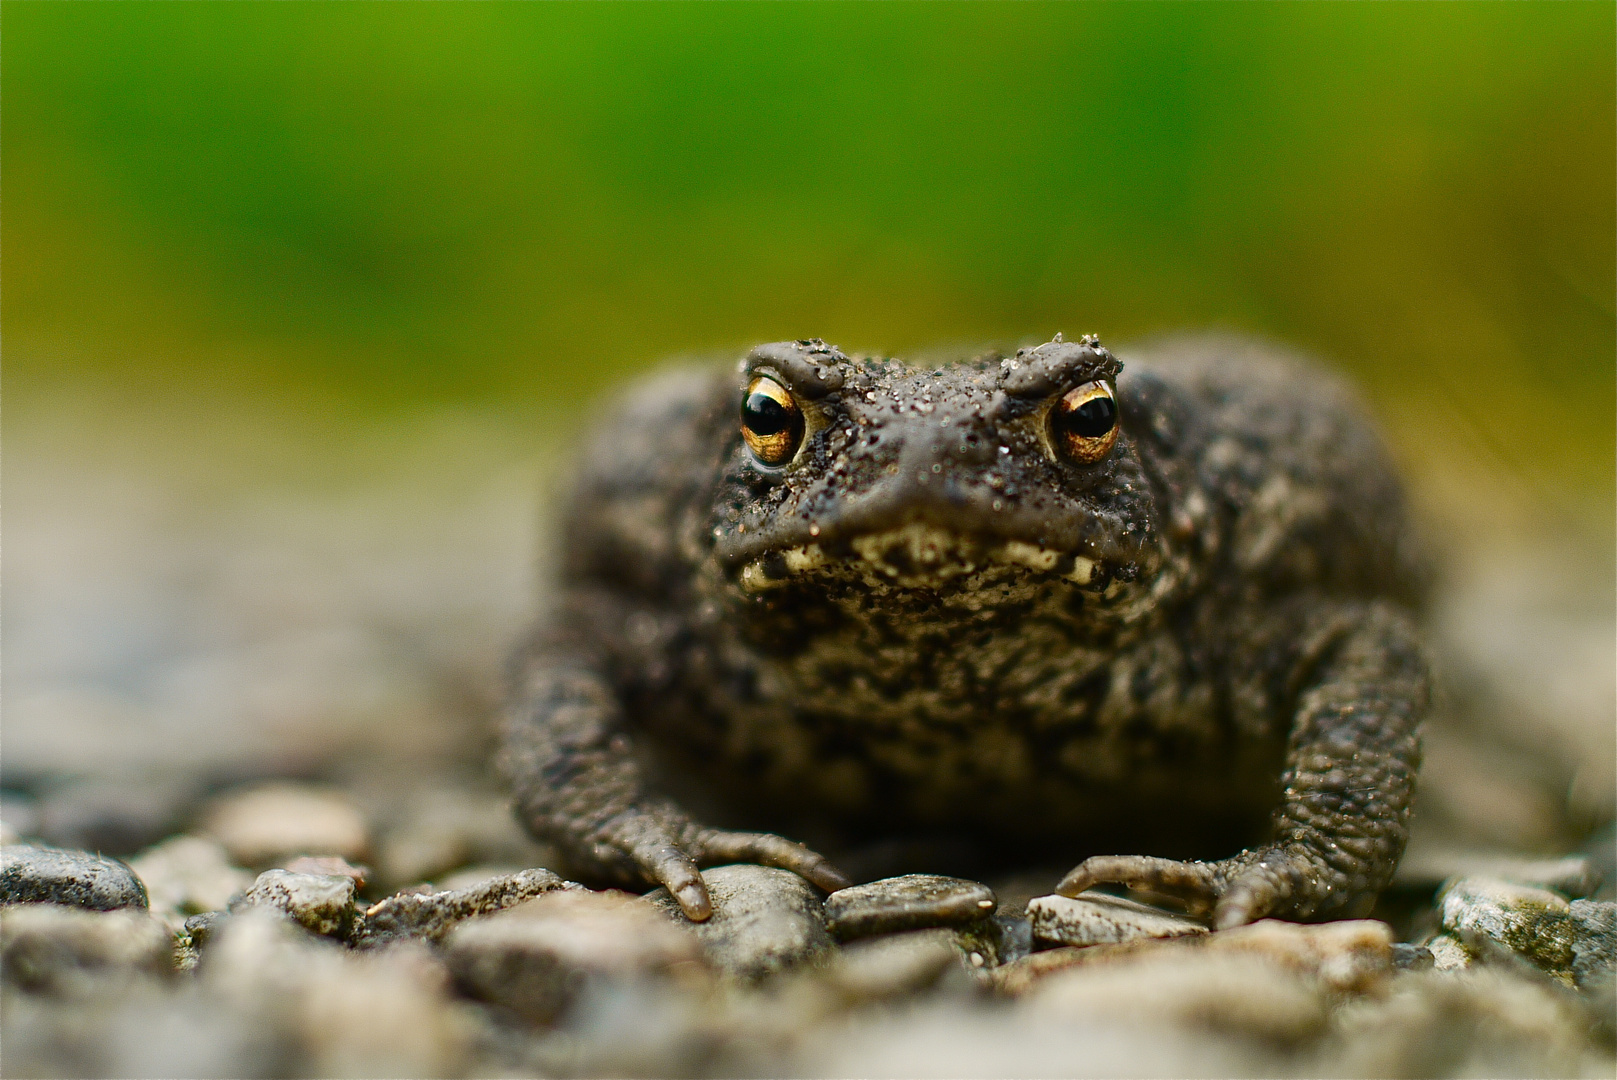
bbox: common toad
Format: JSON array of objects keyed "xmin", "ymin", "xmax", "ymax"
[{"xmin": 501, "ymin": 335, "xmax": 1428, "ymax": 927}]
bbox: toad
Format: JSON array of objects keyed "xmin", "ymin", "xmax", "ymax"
[{"xmin": 501, "ymin": 335, "xmax": 1428, "ymax": 928}]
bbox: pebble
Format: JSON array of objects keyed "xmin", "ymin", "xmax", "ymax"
[
  {"xmin": 792, "ymin": 999, "xmax": 1267, "ymax": 1079},
  {"xmin": 297, "ymin": 942, "xmax": 470, "ymax": 1079},
  {"xmin": 200, "ymin": 907, "xmax": 468, "ymax": 1076},
  {"xmin": 645, "ymin": 864, "xmax": 835, "ymax": 981},
  {"xmin": 1425, "ymin": 933, "xmax": 1474, "ymax": 972},
  {"xmin": 36, "ymin": 776, "xmax": 193, "ymax": 856},
  {"xmin": 127, "ymin": 835, "xmax": 253, "ymax": 930},
  {"xmin": 1, "ymin": 793, "xmax": 40, "ymax": 843},
  {"xmin": 359, "ymin": 866, "xmax": 574, "ymax": 947},
  {"xmin": 1, "ymin": 904, "xmax": 173, "ymax": 993},
  {"xmin": 825, "ymin": 874, "xmax": 996, "ymax": 940},
  {"xmin": 445, "ymin": 890, "xmax": 703, "ymax": 1024},
  {"xmin": 283, "ymin": 854, "xmax": 369, "ymax": 888},
  {"xmin": 1, "ymin": 980, "xmax": 270, "ymax": 1079},
  {"xmin": 1025, "ymin": 950, "xmax": 1329, "ymax": 1045},
  {"xmin": 993, "ymin": 918, "xmax": 1394, "ymax": 996},
  {"xmin": 1, "ymin": 844, "xmax": 149, "ymax": 910},
  {"xmin": 199, "ymin": 906, "xmax": 335, "ymax": 998},
  {"xmin": 434, "ymin": 862, "xmax": 528, "ymax": 892},
  {"xmin": 1205, "ymin": 919, "xmax": 1396, "ymax": 994},
  {"xmin": 1439, "ymin": 876, "xmax": 1575, "ymax": 977},
  {"xmin": 201, "ymin": 783, "xmax": 369, "ymax": 867},
  {"xmin": 827, "ymin": 928, "xmax": 970, "ymax": 1001},
  {"xmin": 1326, "ymin": 968, "xmax": 1606, "ymax": 1078},
  {"xmin": 1026, "ymin": 891, "xmax": 1207, "ymax": 948},
  {"xmin": 990, "ymin": 913, "xmax": 1034, "ymax": 964},
  {"xmin": 183, "ymin": 910, "xmax": 228, "ymax": 949},
  {"xmin": 1395, "ymin": 849, "xmax": 1602, "ymax": 899},
  {"xmin": 1390, "ymin": 941, "xmax": 1435, "ymax": 971},
  {"xmin": 1569, "ymin": 898, "xmax": 1615, "ymax": 990},
  {"xmin": 372, "ymin": 786, "xmax": 557, "ymax": 891},
  {"xmin": 230, "ymin": 869, "xmax": 356, "ymax": 940}
]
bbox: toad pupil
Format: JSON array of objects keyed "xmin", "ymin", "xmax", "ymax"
[
  {"xmin": 1060, "ymin": 394, "xmax": 1116, "ymax": 438},
  {"xmin": 743, "ymin": 392, "xmax": 791, "ymax": 435}
]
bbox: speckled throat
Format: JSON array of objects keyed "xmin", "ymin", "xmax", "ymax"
[{"xmin": 676, "ymin": 548, "xmax": 1222, "ymax": 834}]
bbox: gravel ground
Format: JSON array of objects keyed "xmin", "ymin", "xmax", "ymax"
[{"xmin": 2, "ymin": 397, "xmax": 1612, "ymax": 1078}]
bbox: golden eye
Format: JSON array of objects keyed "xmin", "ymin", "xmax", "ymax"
[
  {"xmin": 1051, "ymin": 380, "xmax": 1118, "ymax": 464},
  {"xmin": 741, "ymin": 376, "xmax": 804, "ymax": 466}
]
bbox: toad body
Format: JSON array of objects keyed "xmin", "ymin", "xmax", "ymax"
[{"xmin": 502, "ymin": 336, "xmax": 1429, "ymax": 927}]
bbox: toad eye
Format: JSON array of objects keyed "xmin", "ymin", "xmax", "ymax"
[
  {"xmin": 741, "ymin": 376, "xmax": 804, "ymax": 466},
  {"xmin": 1051, "ymin": 380, "xmax": 1118, "ymax": 464}
]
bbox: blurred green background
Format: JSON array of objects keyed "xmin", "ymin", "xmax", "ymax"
[{"xmin": 5, "ymin": 2, "xmax": 1613, "ymax": 522}]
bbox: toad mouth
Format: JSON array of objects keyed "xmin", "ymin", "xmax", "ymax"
[{"xmin": 737, "ymin": 522, "xmax": 1100, "ymax": 594}]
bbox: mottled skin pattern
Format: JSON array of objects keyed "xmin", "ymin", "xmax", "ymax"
[{"xmin": 501, "ymin": 335, "xmax": 1429, "ymax": 927}]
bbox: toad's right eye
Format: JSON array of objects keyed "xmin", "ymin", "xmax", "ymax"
[
  {"xmin": 741, "ymin": 376, "xmax": 804, "ymax": 466},
  {"xmin": 1050, "ymin": 379, "xmax": 1119, "ymax": 465}
]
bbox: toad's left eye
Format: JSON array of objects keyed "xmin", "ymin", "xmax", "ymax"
[
  {"xmin": 741, "ymin": 376, "xmax": 804, "ymax": 466},
  {"xmin": 1051, "ymin": 380, "xmax": 1118, "ymax": 464}
]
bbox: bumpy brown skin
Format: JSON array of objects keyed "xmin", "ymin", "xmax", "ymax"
[{"xmin": 501, "ymin": 335, "xmax": 1429, "ymax": 927}]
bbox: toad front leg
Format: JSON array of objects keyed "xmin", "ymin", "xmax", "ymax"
[
  {"xmin": 1058, "ymin": 599, "xmax": 1427, "ymax": 928},
  {"xmin": 499, "ymin": 646, "xmax": 849, "ymax": 921}
]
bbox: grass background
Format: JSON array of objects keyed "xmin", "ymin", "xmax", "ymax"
[{"xmin": 5, "ymin": 2, "xmax": 1613, "ymax": 525}]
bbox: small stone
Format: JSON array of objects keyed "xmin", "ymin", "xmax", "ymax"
[
  {"xmin": 0, "ymin": 975, "xmax": 270, "ymax": 1077},
  {"xmin": 434, "ymin": 863, "xmax": 528, "ymax": 892},
  {"xmin": 283, "ymin": 854, "xmax": 369, "ymax": 888},
  {"xmin": 792, "ymin": 997, "xmax": 1270, "ymax": 1078},
  {"xmin": 1391, "ymin": 941, "xmax": 1435, "ymax": 971},
  {"xmin": 1325, "ymin": 968, "xmax": 1602, "ymax": 1077},
  {"xmin": 445, "ymin": 890, "xmax": 703, "ymax": 1024},
  {"xmin": 1395, "ymin": 849, "xmax": 1602, "ymax": 899},
  {"xmin": 182, "ymin": 910, "xmax": 228, "ymax": 949},
  {"xmin": 199, "ymin": 906, "xmax": 331, "ymax": 1000},
  {"xmin": 375, "ymin": 824, "xmax": 471, "ymax": 892},
  {"xmin": 645, "ymin": 864, "xmax": 834, "ymax": 981},
  {"xmin": 1204, "ymin": 919, "xmax": 1395, "ymax": 993},
  {"xmin": 1027, "ymin": 891, "xmax": 1207, "ymax": 948},
  {"xmin": 824, "ymin": 874, "xmax": 997, "ymax": 939},
  {"xmin": 200, "ymin": 908, "xmax": 468, "ymax": 1076},
  {"xmin": 827, "ymin": 928, "xmax": 969, "ymax": 1001},
  {"xmin": 36, "ymin": 776, "xmax": 193, "ymax": 856},
  {"xmin": 990, "ymin": 913, "xmax": 1033, "ymax": 965},
  {"xmin": 0, "ymin": 793, "xmax": 40, "ymax": 844},
  {"xmin": 1425, "ymin": 933, "xmax": 1473, "ymax": 971},
  {"xmin": 298, "ymin": 941, "xmax": 469, "ymax": 1078},
  {"xmin": 1, "ymin": 904, "xmax": 173, "ymax": 993},
  {"xmin": 1, "ymin": 844, "xmax": 148, "ymax": 910},
  {"xmin": 201, "ymin": 783, "xmax": 369, "ymax": 867},
  {"xmin": 984, "ymin": 945, "xmax": 1068, "ymax": 995},
  {"xmin": 992, "ymin": 917, "xmax": 1394, "ymax": 997},
  {"xmin": 1439, "ymin": 876, "xmax": 1576, "ymax": 977},
  {"xmin": 231, "ymin": 869, "xmax": 356, "ymax": 940},
  {"xmin": 359, "ymin": 866, "xmax": 575, "ymax": 947},
  {"xmin": 372, "ymin": 786, "xmax": 557, "ymax": 891},
  {"xmin": 1569, "ymin": 898, "xmax": 1616, "ymax": 990},
  {"xmin": 1026, "ymin": 950, "xmax": 1329, "ymax": 1045},
  {"xmin": 127, "ymin": 835, "xmax": 253, "ymax": 930}
]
